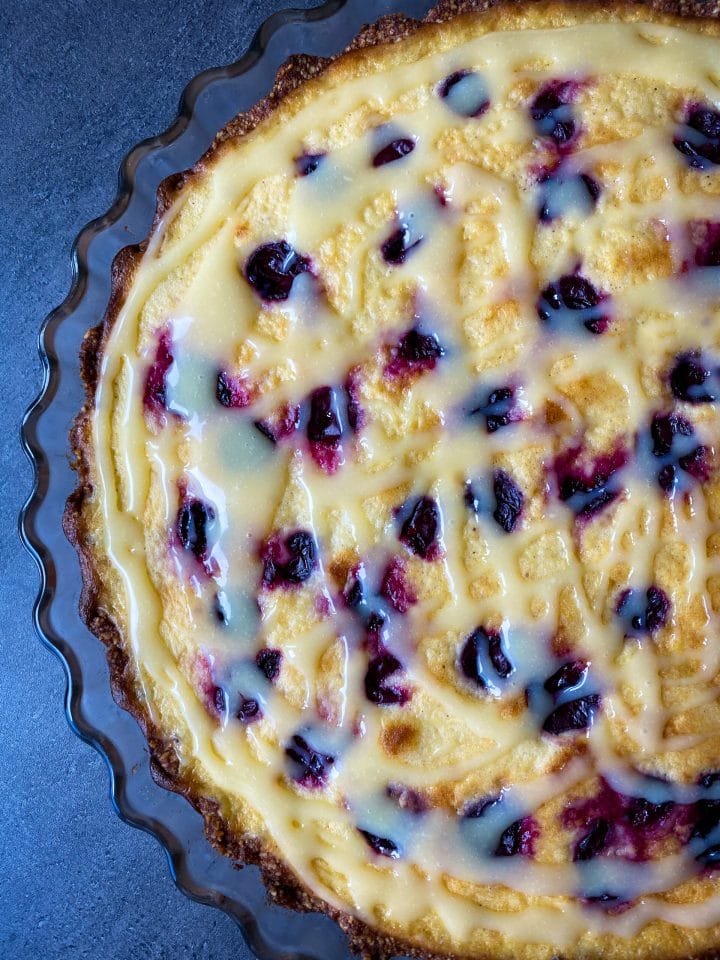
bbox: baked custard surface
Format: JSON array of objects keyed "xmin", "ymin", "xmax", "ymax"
[{"xmin": 66, "ymin": 2, "xmax": 720, "ymax": 957}]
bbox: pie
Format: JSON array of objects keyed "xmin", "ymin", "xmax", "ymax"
[{"xmin": 65, "ymin": 2, "xmax": 720, "ymax": 957}]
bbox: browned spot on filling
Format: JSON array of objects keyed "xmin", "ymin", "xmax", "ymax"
[{"xmin": 380, "ymin": 720, "xmax": 420, "ymax": 757}]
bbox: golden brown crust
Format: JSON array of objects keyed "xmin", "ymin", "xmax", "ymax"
[{"xmin": 63, "ymin": 3, "xmax": 720, "ymax": 958}]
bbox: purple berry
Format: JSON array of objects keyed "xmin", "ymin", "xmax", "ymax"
[
  {"xmin": 386, "ymin": 326, "xmax": 445, "ymax": 379},
  {"xmin": 245, "ymin": 240, "xmax": 310, "ymax": 301},
  {"xmin": 364, "ymin": 652, "xmax": 411, "ymax": 706},
  {"xmin": 691, "ymin": 799, "xmax": 720, "ymax": 839},
  {"xmin": 358, "ymin": 829, "xmax": 401, "ymax": 858},
  {"xmin": 437, "ymin": 70, "xmax": 490, "ymax": 118},
  {"xmin": 616, "ymin": 586, "xmax": 670, "ymax": 635},
  {"xmin": 381, "ymin": 223, "xmax": 423, "ymax": 265},
  {"xmin": 177, "ymin": 498, "xmax": 215, "ymax": 565},
  {"xmin": 574, "ymin": 818, "xmax": 610, "ymax": 861},
  {"xmin": 399, "ymin": 495, "xmax": 442, "ymax": 560},
  {"xmin": 670, "ymin": 352, "xmax": 718, "ymax": 403},
  {"xmin": 626, "ymin": 798, "xmax": 673, "ymax": 830},
  {"xmin": 459, "ymin": 626, "xmax": 513, "ymax": 689},
  {"xmin": 493, "ymin": 470, "xmax": 524, "ymax": 533},
  {"xmin": 674, "ymin": 104, "xmax": 720, "ymax": 169},
  {"xmin": 495, "ymin": 816, "xmax": 538, "ymax": 857},
  {"xmin": 295, "ymin": 152, "xmax": 325, "ymax": 176},
  {"xmin": 255, "ymin": 648, "xmax": 282, "ymax": 682},
  {"xmin": 262, "ymin": 530, "xmax": 317, "ymax": 588},
  {"xmin": 236, "ymin": 696, "xmax": 262, "ymax": 724},
  {"xmin": 651, "ymin": 412, "xmax": 693, "ymax": 457},
  {"xmin": 530, "ymin": 80, "xmax": 578, "ymax": 147},
  {"xmin": 144, "ymin": 329, "xmax": 174, "ymax": 420},
  {"xmin": 307, "ymin": 386, "xmax": 342, "ymax": 444},
  {"xmin": 216, "ymin": 370, "xmax": 252, "ymax": 408},
  {"xmin": 554, "ymin": 445, "xmax": 627, "ymax": 520},
  {"xmin": 699, "ymin": 771, "xmax": 720, "ymax": 789},
  {"xmin": 372, "ymin": 136, "xmax": 416, "ymax": 167},
  {"xmin": 537, "ymin": 274, "xmax": 609, "ymax": 335},
  {"xmin": 542, "ymin": 693, "xmax": 601, "ymax": 735},
  {"xmin": 214, "ymin": 591, "xmax": 231, "ymax": 625},
  {"xmin": 285, "ymin": 733, "xmax": 335, "ymax": 788},
  {"xmin": 543, "ymin": 659, "xmax": 588, "ymax": 697},
  {"xmin": 470, "ymin": 385, "xmax": 523, "ymax": 433}
]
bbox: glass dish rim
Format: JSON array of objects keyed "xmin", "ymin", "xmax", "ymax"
[{"xmin": 17, "ymin": 0, "xmax": 439, "ymax": 955}]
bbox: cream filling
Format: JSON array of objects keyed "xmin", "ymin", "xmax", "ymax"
[{"xmin": 91, "ymin": 16, "xmax": 720, "ymax": 952}]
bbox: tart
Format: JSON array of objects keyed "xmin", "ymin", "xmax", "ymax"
[{"xmin": 65, "ymin": 1, "xmax": 720, "ymax": 957}]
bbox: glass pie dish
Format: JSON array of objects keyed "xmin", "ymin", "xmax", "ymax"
[{"xmin": 18, "ymin": 0, "xmax": 439, "ymax": 954}]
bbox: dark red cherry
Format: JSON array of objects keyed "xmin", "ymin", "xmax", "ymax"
[
  {"xmin": 626, "ymin": 798, "xmax": 673, "ymax": 830},
  {"xmin": 285, "ymin": 733, "xmax": 335, "ymax": 788},
  {"xmin": 670, "ymin": 352, "xmax": 718, "ymax": 403},
  {"xmin": 542, "ymin": 693, "xmax": 601, "ymax": 735},
  {"xmin": 295, "ymin": 152, "xmax": 325, "ymax": 176},
  {"xmin": 537, "ymin": 170, "xmax": 601, "ymax": 223},
  {"xmin": 307, "ymin": 386, "xmax": 342, "ymax": 445},
  {"xmin": 364, "ymin": 652, "xmax": 411, "ymax": 706},
  {"xmin": 574, "ymin": 818, "xmax": 610, "ymax": 861},
  {"xmin": 255, "ymin": 648, "xmax": 282, "ymax": 682},
  {"xmin": 245, "ymin": 240, "xmax": 310, "ymax": 301},
  {"xmin": 144, "ymin": 330, "xmax": 174, "ymax": 419},
  {"xmin": 530, "ymin": 80, "xmax": 578, "ymax": 147},
  {"xmin": 616, "ymin": 586, "xmax": 670, "ymax": 635},
  {"xmin": 537, "ymin": 274, "xmax": 609, "ymax": 334},
  {"xmin": 372, "ymin": 137, "xmax": 416, "ymax": 167},
  {"xmin": 674, "ymin": 104, "xmax": 720, "ymax": 168},
  {"xmin": 386, "ymin": 326, "xmax": 445, "ymax": 380},
  {"xmin": 691, "ymin": 220, "xmax": 720, "ymax": 267},
  {"xmin": 699, "ymin": 771, "xmax": 720, "ymax": 789},
  {"xmin": 554, "ymin": 444, "xmax": 627, "ymax": 519},
  {"xmin": 177, "ymin": 498, "xmax": 215, "ymax": 564},
  {"xmin": 236, "ymin": 696, "xmax": 262, "ymax": 724},
  {"xmin": 216, "ymin": 370, "xmax": 252, "ymax": 408},
  {"xmin": 459, "ymin": 626, "xmax": 513, "ymax": 689},
  {"xmin": 471, "ymin": 385, "xmax": 522, "ymax": 433},
  {"xmin": 650, "ymin": 412, "xmax": 693, "ymax": 457},
  {"xmin": 399, "ymin": 496, "xmax": 442, "ymax": 559},
  {"xmin": 381, "ymin": 223, "xmax": 423, "ymax": 265},
  {"xmin": 262, "ymin": 530, "xmax": 318, "ymax": 588},
  {"xmin": 492, "ymin": 470, "xmax": 524, "ymax": 533},
  {"xmin": 691, "ymin": 799, "xmax": 720, "ymax": 840},
  {"xmin": 495, "ymin": 816, "xmax": 538, "ymax": 857},
  {"xmin": 543, "ymin": 659, "xmax": 588, "ymax": 697},
  {"xmin": 358, "ymin": 829, "xmax": 401, "ymax": 858}
]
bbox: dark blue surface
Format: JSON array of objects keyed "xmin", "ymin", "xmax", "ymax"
[{"xmin": 3, "ymin": 1, "xmax": 318, "ymax": 956}]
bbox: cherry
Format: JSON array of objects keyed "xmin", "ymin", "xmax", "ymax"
[
  {"xmin": 399, "ymin": 496, "xmax": 442, "ymax": 560},
  {"xmin": 144, "ymin": 329, "xmax": 174, "ymax": 420},
  {"xmin": 262, "ymin": 530, "xmax": 317, "ymax": 588},
  {"xmin": 364, "ymin": 653, "xmax": 411, "ymax": 706},
  {"xmin": 245, "ymin": 240, "xmax": 310, "ymax": 301},
  {"xmin": 616, "ymin": 586, "xmax": 670, "ymax": 635},
  {"xmin": 495, "ymin": 816, "xmax": 539, "ymax": 857},
  {"xmin": 542, "ymin": 693, "xmax": 601, "ymax": 735},
  {"xmin": 255, "ymin": 648, "xmax": 282, "ymax": 682},
  {"xmin": 285, "ymin": 733, "xmax": 334, "ymax": 787},
  {"xmin": 295, "ymin": 152, "xmax": 325, "ymax": 176},
  {"xmin": 492, "ymin": 470, "xmax": 524, "ymax": 533},
  {"xmin": 358, "ymin": 829, "xmax": 401, "ymax": 858},
  {"xmin": 381, "ymin": 223, "xmax": 423, "ymax": 265},
  {"xmin": 372, "ymin": 137, "xmax": 416, "ymax": 167}
]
